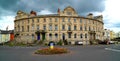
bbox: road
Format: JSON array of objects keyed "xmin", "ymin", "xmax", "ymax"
[{"xmin": 0, "ymin": 45, "xmax": 120, "ymax": 61}]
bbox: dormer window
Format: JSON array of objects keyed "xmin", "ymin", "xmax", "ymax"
[{"xmin": 67, "ymin": 11, "xmax": 72, "ymax": 15}]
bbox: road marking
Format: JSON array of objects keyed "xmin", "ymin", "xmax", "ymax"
[{"xmin": 105, "ymin": 48, "xmax": 120, "ymax": 52}]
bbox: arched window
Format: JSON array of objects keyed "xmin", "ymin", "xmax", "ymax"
[
  {"xmin": 49, "ymin": 33, "xmax": 52, "ymax": 39},
  {"xmin": 55, "ymin": 33, "xmax": 58, "ymax": 38}
]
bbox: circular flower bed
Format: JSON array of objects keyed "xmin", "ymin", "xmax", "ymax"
[{"xmin": 35, "ymin": 47, "xmax": 69, "ymax": 55}]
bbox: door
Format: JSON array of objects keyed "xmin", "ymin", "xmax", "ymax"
[
  {"xmin": 62, "ymin": 33, "xmax": 65, "ymax": 41},
  {"xmin": 37, "ymin": 34, "xmax": 40, "ymax": 40},
  {"xmin": 42, "ymin": 33, "xmax": 45, "ymax": 40}
]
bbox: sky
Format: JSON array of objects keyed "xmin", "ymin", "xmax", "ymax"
[{"xmin": 0, "ymin": 0, "xmax": 120, "ymax": 33}]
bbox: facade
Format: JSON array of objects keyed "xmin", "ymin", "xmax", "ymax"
[
  {"xmin": 110, "ymin": 30, "xmax": 116, "ymax": 40},
  {"xmin": 103, "ymin": 29, "xmax": 110, "ymax": 41},
  {"xmin": 116, "ymin": 31, "xmax": 120, "ymax": 38},
  {"xmin": 0, "ymin": 30, "xmax": 14, "ymax": 44},
  {"xmin": 14, "ymin": 6, "xmax": 104, "ymax": 44}
]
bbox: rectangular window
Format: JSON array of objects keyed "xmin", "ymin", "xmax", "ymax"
[
  {"xmin": 44, "ymin": 18, "xmax": 46, "ymax": 22},
  {"xmin": 37, "ymin": 25, "xmax": 39, "ymax": 30},
  {"xmin": 49, "ymin": 25, "xmax": 52, "ymax": 31},
  {"xmin": 67, "ymin": 12, "xmax": 72, "ymax": 15},
  {"xmin": 50, "ymin": 18, "xmax": 52, "ymax": 22},
  {"xmin": 27, "ymin": 25, "xmax": 29, "ymax": 32},
  {"xmin": 32, "ymin": 19, "xmax": 34, "ymax": 23},
  {"xmin": 74, "ymin": 25, "xmax": 77, "ymax": 30},
  {"xmin": 68, "ymin": 18, "xmax": 70, "ymax": 22},
  {"xmin": 55, "ymin": 25, "xmax": 58, "ymax": 31},
  {"xmin": 62, "ymin": 25, "xmax": 65, "ymax": 30},
  {"xmin": 68, "ymin": 33, "xmax": 71, "ymax": 38},
  {"xmin": 74, "ymin": 18, "xmax": 76, "ymax": 22},
  {"xmin": 68, "ymin": 25, "xmax": 71, "ymax": 31},
  {"xmin": 80, "ymin": 26, "xmax": 82, "ymax": 30},
  {"xmin": 80, "ymin": 34, "xmax": 83, "ymax": 38},
  {"xmin": 85, "ymin": 26, "xmax": 87, "ymax": 31},
  {"xmin": 89, "ymin": 26, "xmax": 91, "ymax": 31},
  {"xmin": 32, "ymin": 25, "xmax": 34, "ymax": 31},
  {"xmin": 55, "ymin": 18, "xmax": 58, "ymax": 22},
  {"xmin": 22, "ymin": 26, "xmax": 24, "ymax": 32},
  {"xmin": 62, "ymin": 18, "xmax": 65, "ymax": 22},
  {"xmin": 85, "ymin": 34, "xmax": 87, "ymax": 38},
  {"xmin": 28, "ymin": 19, "xmax": 30, "ymax": 23},
  {"xmin": 43, "ymin": 25, "xmax": 46, "ymax": 30},
  {"xmin": 85, "ymin": 20, "xmax": 87, "ymax": 24},
  {"xmin": 37, "ymin": 19, "xmax": 39, "ymax": 22},
  {"xmin": 74, "ymin": 34, "xmax": 77, "ymax": 38},
  {"xmin": 80, "ymin": 19, "xmax": 82, "ymax": 23}
]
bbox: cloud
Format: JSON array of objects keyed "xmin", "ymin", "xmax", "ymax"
[
  {"xmin": 38, "ymin": 10, "xmax": 55, "ymax": 15},
  {"xmin": 10, "ymin": 0, "xmax": 105, "ymax": 16},
  {"xmin": 0, "ymin": 16, "xmax": 14, "ymax": 30},
  {"xmin": 103, "ymin": 0, "xmax": 120, "ymax": 32},
  {"xmin": 0, "ymin": 0, "xmax": 106, "ymax": 30}
]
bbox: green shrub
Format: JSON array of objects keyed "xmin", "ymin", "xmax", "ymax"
[{"xmin": 57, "ymin": 40, "xmax": 63, "ymax": 45}]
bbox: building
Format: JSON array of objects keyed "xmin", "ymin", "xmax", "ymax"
[
  {"xmin": 14, "ymin": 6, "xmax": 104, "ymax": 44},
  {"xmin": 110, "ymin": 30, "xmax": 116, "ymax": 40},
  {"xmin": 0, "ymin": 30, "xmax": 14, "ymax": 44},
  {"xmin": 103, "ymin": 29, "xmax": 110, "ymax": 41},
  {"xmin": 116, "ymin": 31, "xmax": 120, "ymax": 38}
]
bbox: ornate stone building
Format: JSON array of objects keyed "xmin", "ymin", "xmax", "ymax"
[{"xmin": 14, "ymin": 6, "xmax": 104, "ymax": 44}]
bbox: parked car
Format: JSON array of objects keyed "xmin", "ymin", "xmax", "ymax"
[
  {"xmin": 75, "ymin": 41, "xmax": 83, "ymax": 45},
  {"xmin": 108, "ymin": 41, "xmax": 115, "ymax": 44}
]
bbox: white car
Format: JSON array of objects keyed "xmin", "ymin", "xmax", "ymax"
[
  {"xmin": 109, "ymin": 41, "xmax": 115, "ymax": 44},
  {"xmin": 75, "ymin": 41, "xmax": 83, "ymax": 45}
]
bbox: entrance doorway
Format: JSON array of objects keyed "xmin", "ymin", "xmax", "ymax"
[
  {"xmin": 42, "ymin": 33, "xmax": 45, "ymax": 40},
  {"xmin": 62, "ymin": 33, "xmax": 65, "ymax": 41},
  {"xmin": 37, "ymin": 34, "xmax": 40, "ymax": 40}
]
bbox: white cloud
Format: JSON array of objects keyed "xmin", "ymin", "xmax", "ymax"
[
  {"xmin": 38, "ymin": 9, "xmax": 54, "ymax": 15},
  {"xmin": 0, "ymin": 16, "xmax": 14, "ymax": 30},
  {"xmin": 103, "ymin": 0, "xmax": 120, "ymax": 32}
]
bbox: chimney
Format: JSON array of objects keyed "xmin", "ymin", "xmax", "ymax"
[
  {"xmin": 30, "ymin": 10, "xmax": 37, "ymax": 16},
  {"xmin": 87, "ymin": 13, "xmax": 93, "ymax": 18},
  {"xmin": 57, "ymin": 8, "xmax": 60, "ymax": 14}
]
